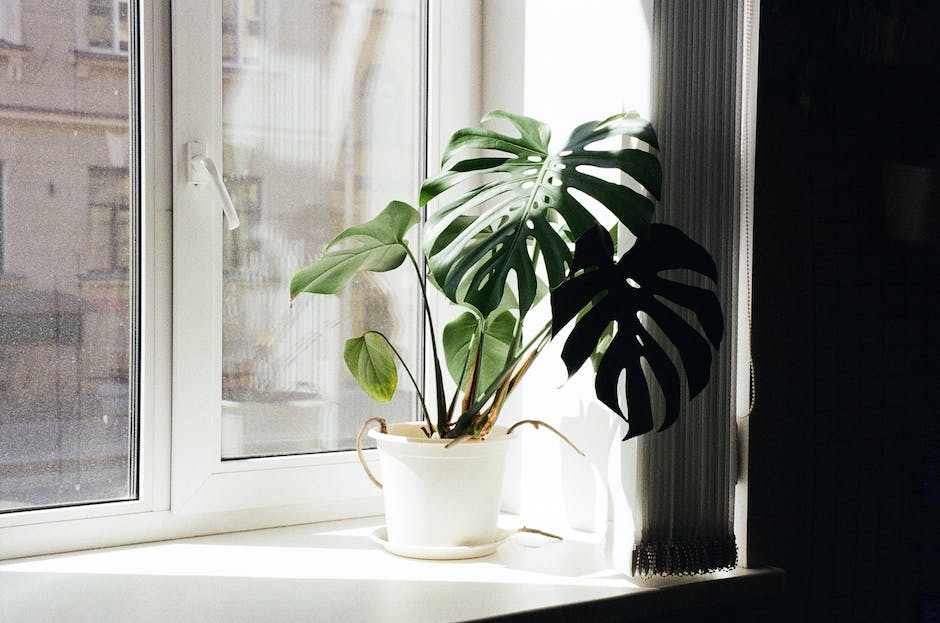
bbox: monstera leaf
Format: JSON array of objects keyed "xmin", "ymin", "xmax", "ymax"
[
  {"xmin": 442, "ymin": 310, "xmax": 517, "ymax": 392},
  {"xmin": 344, "ymin": 332, "xmax": 398, "ymax": 402},
  {"xmin": 550, "ymin": 225, "xmax": 724, "ymax": 439},
  {"xmin": 290, "ymin": 200, "xmax": 419, "ymax": 299},
  {"xmin": 420, "ymin": 110, "xmax": 661, "ymax": 318}
]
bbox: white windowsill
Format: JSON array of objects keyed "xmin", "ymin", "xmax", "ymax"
[{"xmin": 0, "ymin": 515, "xmax": 784, "ymax": 623}]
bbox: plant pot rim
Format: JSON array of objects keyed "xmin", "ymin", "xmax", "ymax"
[{"xmin": 369, "ymin": 421, "xmax": 513, "ymax": 445}]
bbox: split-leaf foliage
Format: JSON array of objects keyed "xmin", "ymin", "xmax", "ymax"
[{"xmin": 290, "ymin": 111, "xmax": 723, "ymax": 440}]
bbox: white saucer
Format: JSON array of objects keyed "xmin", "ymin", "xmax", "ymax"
[{"xmin": 371, "ymin": 527, "xmax": 511, "ymax": 560}]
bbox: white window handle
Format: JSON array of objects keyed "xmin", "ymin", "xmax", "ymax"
[{"xmin": 187, "ymin": 141, "xmax": 240, "ymax": 230}]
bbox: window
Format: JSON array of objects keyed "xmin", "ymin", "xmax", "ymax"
[
  {"xmin": 88, "ymin": 166, "xmax": 131, "ymax": 275},
  {"xmin": 86, "ymin": 0, "xmax": 129, "ymax": 54},
  {"xmin": 0, "ymin": 0, "xmax": 754, "ymax": 566},
  {"xmin": 0, "ymin": 0, "xmax": 136, "ymax": 514},
  {"xmin": 217, "ymin": 0, "xmax": 423, "ymax": 460},
  {"xmin": 0, "ymin": 0, "xmax": 478, "ymax": 559},
  {"xmin": 221, "ymin": 0, "xmax": 261, "ymax": 65},
  {"xmin": 0, "ymin": 1, "xmax": 22, "ymax": 45},
  {"xmin": 0, "ymin": 0, "xmax": 26, "ymax": 81}
]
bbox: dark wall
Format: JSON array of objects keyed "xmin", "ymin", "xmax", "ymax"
[
  {"xmin": 621, "ymin": 4, "xmax": 939, "ymax": 622},
  {"xmin": 747, "ymin": 1, "xmax": 940, "ymax": 622}
]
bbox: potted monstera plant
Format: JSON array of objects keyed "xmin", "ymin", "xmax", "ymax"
[{"xmin": 290, "ymin": 110, "xmax": 723, "ymax": 558}]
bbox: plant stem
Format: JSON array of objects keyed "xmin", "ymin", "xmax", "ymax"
[
  {"xmin": 486, "ymin": 319, "xmax": 552, "ymax": 399},
  {"xmin": 405, "ymin": 247, "xmax": 449, "ymax": 435},
  {"xmin": 446, "ymin": 329, "xmax": 476, "ymax": 422},
  {"xmin": 448, "ymin": 320, "xmax": 552, "ymax": 438},
  {"xmin": 517, "ymin": 526, "xmax": 563, "ymax": 541},
  {"xmin": 506, "ymin": 419, "xmax": 585, "ymax": 456},
  {"xmin": 374, "ymin": 332, "xmax": 433, "ymax": 432},
  {"xmin": 462, "ymin": 320, "xmax": 485, "ymax": 412}
]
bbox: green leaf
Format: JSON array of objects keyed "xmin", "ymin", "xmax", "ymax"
[
  {"xmin": 589, "ymin": 321, "xmax": 616, "ymax": 372},
  {"xmin": 421, "ymin": 111, "xmax": 661, "ymax": 318},
  {"xmin": 330, "ymin": 200, "xmax": 419, "ymax": 248},
  {"xmin": 442, "ymin": 310, "xmax": 517, "ymax": 392},
  {"xmin": 290, "ymin": 201, "xmax": 419, "ymax": 299},
  {"xmin": 343, "ymin": 332, "xmax": 398, "ymax": 403},
  {"xmin": 427, "ymin": 215, "xmax": 490, "ymax": 260},
  {"xmin": 550, "ymin": 225, "xmax": 723, "ymax": 439}
]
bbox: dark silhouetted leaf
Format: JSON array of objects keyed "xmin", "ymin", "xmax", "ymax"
[{"xmin": 550, "ymin": 225, "xmax": 723, "ymax": 439}]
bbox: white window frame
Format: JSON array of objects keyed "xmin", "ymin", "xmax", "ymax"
[
  {"xmin": 0, "ymin": 0, "xmax": 166, "ymax": 554},
  {"xmin": 0, "ymin": 0, "xmax": 479, "ymax": 560},
  {"xmin": 0, "ymin": 2, "xmax": 165, "ymax": 559}
]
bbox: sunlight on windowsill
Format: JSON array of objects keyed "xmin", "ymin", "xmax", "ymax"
[
  {"xmin": 3, "ymin": 518, "xmax": 628, "ymax": 587},
  {"xmin": 1, "ymin": 516, "xmax": 783, "ymax": 623}
]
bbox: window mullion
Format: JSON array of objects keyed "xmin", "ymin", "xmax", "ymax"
[{"xmin": 169, "ymin": 0, "xmax": 226, "ymax": 511}]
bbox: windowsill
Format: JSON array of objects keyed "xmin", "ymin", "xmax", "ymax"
[
  {"xmin": 70, "ymin": 49, "xmax": 128, "ymax": 77},
  {"xmin": 222, "ymin": 61, "xmax": 261, "ymax": 80},
  {"xmin": 0, "ymin": 40, "xmax": 29, "ymax": 58},
  {"xmin": 0, "ymin": 515, "xmax": 784, "ymax": 622}
]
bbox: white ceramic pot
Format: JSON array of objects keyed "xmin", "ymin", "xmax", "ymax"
[{"xmin": 367, "ymin": 422, "xmax": 513, "ymax": 549}]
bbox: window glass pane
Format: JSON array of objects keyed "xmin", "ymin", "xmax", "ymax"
[
  {"xmin": 0, "ymin": 1, "xmax": 136, "ymax": 511},
  {"xmin": 221, "ymin": 0, "xmax": 423, "ymax": 458}
]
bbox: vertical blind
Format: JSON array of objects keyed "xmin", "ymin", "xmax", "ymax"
[{"xmin": 632, "ymin": 0, "xmax": 757, "ymax": 576}]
